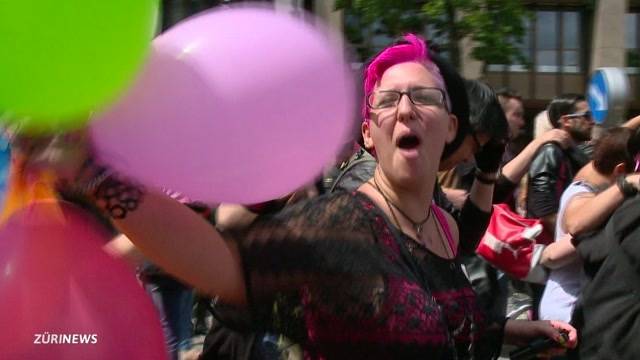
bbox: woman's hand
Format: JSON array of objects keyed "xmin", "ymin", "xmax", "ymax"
[
  {"xmin": 442, "ymin": 187, "xmax": 468, "ymax": 210},
  {"xmin": 474, "ymin": 139, "xmax": 506, "ymax": 174},
  {"xmin": 505, "ymin": 319, "xmax": 578, "ymax": 358},
  {"xmin": 10, "ymin": 131, "xmax": 92, "ymax": 183},
  {"xmin": 538, "ymin": 129, "xmax": 572, "ymax": 150},
  {"xmin": 625, "ymin": 173, "xmax": 640, "ymax": 191}
]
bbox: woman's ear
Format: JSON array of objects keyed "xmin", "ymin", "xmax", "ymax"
[
  {"xmin": 361, "ymin": 120, "xmax": 374, "ymax": 150},
  {"xmin": 446, "ymin": 113, "xmax": 458, "ymax": 144}
]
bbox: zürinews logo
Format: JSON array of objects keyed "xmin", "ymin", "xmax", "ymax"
[{"xmin": 33, "ymin": 332, "xmax": 98, "ymax": 345}]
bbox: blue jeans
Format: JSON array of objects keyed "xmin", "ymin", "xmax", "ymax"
[{"xmin": 144, "ymin": 275, "xmax": 194, "ymax": 360}]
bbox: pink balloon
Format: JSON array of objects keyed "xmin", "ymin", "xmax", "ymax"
[
  {"xmin": 0, "ymin": 202, "xmax": 167, "ymax": 359},
  {"xmin": 90, "ymin": 5, "xmax": 355, "ymax": 204}
]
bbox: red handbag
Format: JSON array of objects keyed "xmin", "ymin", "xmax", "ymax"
[{"xmin": 476, "ymin": 204, "xmax": 552, "ymax": 283}]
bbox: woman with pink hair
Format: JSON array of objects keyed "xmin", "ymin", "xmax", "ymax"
[{"xmin": 56, "ymin": 34, "xmax": 575, "ymax": 359}]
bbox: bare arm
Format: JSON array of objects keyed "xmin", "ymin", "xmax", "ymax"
[
  {"xmin": 441, "ymin": 187, "xmax": 469, "ymax": 210},
  {"xmin": 216, "ymin": 203, "xmax": 258, "ymax": 232},
  {"xmin": 540, "ymin": 234, "xmax": 576, "ymax": 269},
  {"xmin": 110, "ymin": 189, "xmax": 247, "ymax": 305},
  {"xmin": 504, "ymin": 319, "xmax": 577, "ymax": 350},
  {"xmin": 502, "ymin": 129, "xmax": 571, "ymax": 184},
  {"xmin": 16, "ymin": 134, "xmax": 246, "ymax": 303},
  {"xmin": 622, "ymin": 114, "xmax": 640, "ymax": 130},
  {"xmin": 103, "ymin": 234, "xmax": 149, "ymax": 269},
  {"xmin": 563, "ymin": 175, "xmax": 640, "ymax": 236}
]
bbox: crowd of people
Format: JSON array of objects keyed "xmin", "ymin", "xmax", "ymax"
[{"xmin": 7, "ymin": 31, "xmax": 640, "ymax": 360}]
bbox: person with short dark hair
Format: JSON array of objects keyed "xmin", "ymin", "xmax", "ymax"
[
  {"xmin": 539, "ymin": 126, "xmax": 640, "ymax": 323},
  {"xmin": 526, "ymin": 94, "xmax": 593, "ymax": 236},
  {"xmin": 439, "ymin": 83, "xmax": 571, "ymax": 211},
  {"xmin": 438, "ymin": 82, "xmax": 572, "ymax": 323}
]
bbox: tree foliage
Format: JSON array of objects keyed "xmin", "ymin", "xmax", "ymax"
[{"xmin": 335, "ymin": 0, "xmax": 531, "ymax": 69}]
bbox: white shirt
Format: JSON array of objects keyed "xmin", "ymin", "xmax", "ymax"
[{"xmin": 539, "ymin": 181, "xmax": 595, "ymax": 322}]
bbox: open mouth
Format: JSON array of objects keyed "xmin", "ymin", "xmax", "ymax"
[{"xmin": 396, "ymin": 134, "xmax": 421, "ymax": 150}]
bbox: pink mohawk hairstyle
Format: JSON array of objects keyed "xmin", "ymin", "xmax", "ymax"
[{"xmin": 362, "ymin": 33, "xmax": 449, "ymax": 122}]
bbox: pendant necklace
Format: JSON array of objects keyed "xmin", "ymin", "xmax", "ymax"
[{"xmin": 371, "ymin": 176, "xmax": 431, "ymax": 238}]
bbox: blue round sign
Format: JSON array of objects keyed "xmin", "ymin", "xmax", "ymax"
[
  {"xmin": 587, "ymin": 70, "xmax": 608, "ymax": 124},
  {"xmin": 587, "ymin": 68, "xmax": 629, "ymax": 127}
]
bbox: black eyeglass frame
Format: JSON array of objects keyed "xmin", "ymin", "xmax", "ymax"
[{"xmin": 366, "ymin": 87, "xmax": 449, "ymax": 112}]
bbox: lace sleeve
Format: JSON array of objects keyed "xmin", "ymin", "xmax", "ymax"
[{"xmin": 229, "ymin": 191, "xmax": 392, "ymax": 343}]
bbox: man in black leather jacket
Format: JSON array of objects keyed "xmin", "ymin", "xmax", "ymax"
[{"xmin": 527, "ymin": 94, "xmax": 592, "ymax": 238}]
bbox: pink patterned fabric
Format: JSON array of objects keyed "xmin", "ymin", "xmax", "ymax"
[{"xmin": 236, "ymin": 191, "xmax": 501, "ymax": 359}]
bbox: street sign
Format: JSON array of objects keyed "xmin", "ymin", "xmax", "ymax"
[{"xmin": 587, "ymin": 68, "xmax": 630, "ymax": 127}]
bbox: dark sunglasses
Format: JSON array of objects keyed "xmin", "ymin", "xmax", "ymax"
[{"xmin": 565, "ymin": 111, "xmax": 592, "ymax": 120}]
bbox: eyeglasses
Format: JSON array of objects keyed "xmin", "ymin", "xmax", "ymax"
[
  {"xmin": 367, "ymin": 87, "xmax": 448, "ymax": 111},
  {"xmin": 565, "ymin": 111, "xmax": 592, "ymax": 120}
]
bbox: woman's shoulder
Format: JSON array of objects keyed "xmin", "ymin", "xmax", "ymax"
[{"xmin": 254, "ymin": 190, "xmax": 377, "ymax": 234}]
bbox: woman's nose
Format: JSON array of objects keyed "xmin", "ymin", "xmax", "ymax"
[{"xmin": 396, "ymin": 94, "xmax": 414, "ymax": 122}]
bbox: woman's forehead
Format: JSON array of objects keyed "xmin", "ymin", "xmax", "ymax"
[{"xmin": 376, "ymin": 62, "xmax": 438, "ymax": 89}]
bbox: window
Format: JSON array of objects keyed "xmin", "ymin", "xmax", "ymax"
[
  {"xmin": 535, "ymin": 11, "xmax": 558, "ymax": 72},
  {"xmin": 562, "ymin": 12, "xmax": 580, "ymax": 73},
  {"xmin": 488, "ymin": 10, "xmax": 582, "ymax": 73},
  {"xmin": 626, "ymin": 13, "xmax": 640, "ymax": 73}
]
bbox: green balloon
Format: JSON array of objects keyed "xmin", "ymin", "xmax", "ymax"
[{"xmin": 0, "ymin": 0, "xmax": 159, "ymax": 132}]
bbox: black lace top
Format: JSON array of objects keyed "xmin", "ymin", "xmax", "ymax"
[{"xmin": 231, "ymin": 191, "xmax": 504, "ymax": 359}]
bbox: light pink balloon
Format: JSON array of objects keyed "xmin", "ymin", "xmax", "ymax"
[
  {"xmin": 0, "ymin": 202, "xmax": 167, "ymax": 359},
  {"xmin": 90, "ymin": 5, "xmax": 355, "ymax": 204}
]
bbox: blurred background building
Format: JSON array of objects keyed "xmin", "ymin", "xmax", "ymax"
[
  {"xmin": 481, "ymin": 0, "xmax": 639, "ymax": 122},
  {"xmin": 163, "ymin": 0, "xmax": 639, "ymax": 133}
]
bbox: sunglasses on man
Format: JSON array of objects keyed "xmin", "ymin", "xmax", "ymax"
[{"xmin": 565, "ymin": 111, "xmax": 592, "ymax": 120}]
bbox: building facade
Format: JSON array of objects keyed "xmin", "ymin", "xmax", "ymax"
[
  {"xmin": 163, "ymin": 0, "xmax": 639, "ymax": 122},
  {"xmin": 481, "ymin": 0, "xmax": 640, "ymax": 119}
]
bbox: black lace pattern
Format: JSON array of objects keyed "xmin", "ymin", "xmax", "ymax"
[{"xmin": 229, "ymin": 191, "xmax": 503, "ymax": 359}]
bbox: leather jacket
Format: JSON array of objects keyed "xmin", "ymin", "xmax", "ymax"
[{"xmin": 527, "ymin": 142, "xmax": 589, "ymax": 218}]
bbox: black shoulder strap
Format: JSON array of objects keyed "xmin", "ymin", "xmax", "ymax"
[{"xmin": 329, "ymin": 149, "xmax": 376, "ymax": 193}]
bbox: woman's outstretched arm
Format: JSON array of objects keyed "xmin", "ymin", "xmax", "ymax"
[{"xmin": 98, "ymin": 185, "xmax": 248, "ymax": 305}]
